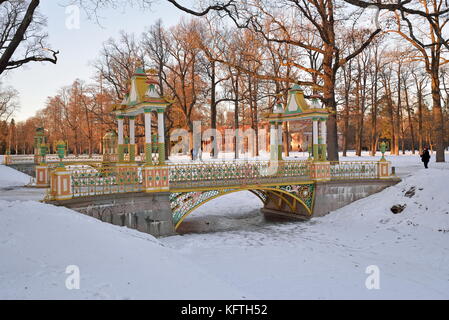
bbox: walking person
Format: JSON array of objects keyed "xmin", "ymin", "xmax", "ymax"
[{"xmin": 420, "ymin": 147, "xmax": 431, "ymax": 169}]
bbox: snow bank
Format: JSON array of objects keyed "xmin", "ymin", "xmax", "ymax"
[
  {"xmin": 1, "ymin": 157, "xmax": 448, "ymax": 299},
  {"xmin": 321, "ymin": 163, "xmax": 449, "ymax": 232},
  {"xmin": 0, "ymin": 165, "xmax": 31, "ymax": 188},
  {"xmin": 162, "ymin": 163, "xmax": 449, "ymax": 299},
  {"xmin": 0, "ymin": 200, "xmax": 248, "ymax": 299}
]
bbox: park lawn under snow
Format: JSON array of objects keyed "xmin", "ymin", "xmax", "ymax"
[
  {"xmin": 0, "ymin": 164, "xmax": 32, "ymax": 188},
  {"xmin": 0, "ymin": 153, "xmax": 448, "ymax": 299}
]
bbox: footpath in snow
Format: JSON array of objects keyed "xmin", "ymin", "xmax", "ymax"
[{"xmin": 0, "ymin": 153, "xmax": 448, "ymax": 299}]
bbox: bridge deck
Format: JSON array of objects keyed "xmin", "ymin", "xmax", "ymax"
[{"xmin": 37, "ymin": 159, "xmax": 388, "ymax": 200}]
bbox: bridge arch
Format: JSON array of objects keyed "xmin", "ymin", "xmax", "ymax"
[{"xmin": 170, "ymin": 185, "xmax": 315, "ymax": 230}]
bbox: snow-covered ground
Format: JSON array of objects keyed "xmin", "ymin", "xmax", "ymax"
[
  {"xmin": 0, "ymin": 153, "xmax": 448, "ymax": 299},
  {"xmin": 0, "ymin": 164, "xmax": 32, "ymax": 188},
  {"xmin": 0, "ymin": 164, "xmax": 42, "ymax": 202}
]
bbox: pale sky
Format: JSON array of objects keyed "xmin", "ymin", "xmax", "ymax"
[{"xmin": 3, "ymin": 0, "xmax": 190, "ymax": 121}]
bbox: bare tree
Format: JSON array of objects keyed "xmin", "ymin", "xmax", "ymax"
[
  {"xmin": 0, "ymin": 83, "xmax": 19, "ymax": 121},
  {"xmin": 162, "ymin": 21, "xmax": 206, "ymax": 155},
  {"xmin": 95, "ymin": 32, "xmax": 142, "ymax": 100},
  {"xmin": 411, "ymin": 67, "xmax": 429, "ymax": 154},
  {"xmin": 402, "ymin": 67, "xmax": 416, "ymax": 154},
  {"xmin": 345, "ymin": 0, "xmax": 448, "ymax": 161},
  {"xmin": 0, "ymin": 0, "xmax": 58, "ymax": 75},
  {"xmin": 78, "ymin": 0, "xmax": 381, "ymax": 161}
]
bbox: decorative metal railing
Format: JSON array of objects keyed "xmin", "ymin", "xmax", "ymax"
[
  {"xmin": 44, "ymin": 159, "xmax": 390, "ymax": 200},
  {"xmin": 3, "ymin": 154, "xmax": 158, "ymax": 165},
  {"xmin": 46, "ymin": 154, "xmax": 103, "ymax": 162},
  {"xmin": 47, "ymin": 162, "xmax": 104, "ymax": 169},
  {"xmin": 69, "ymin": 165, "xmax": 143, "ymax": 198},
  {"xmin": 169, "ymin": 160, "xmax": 311, "ymax": 189},
  {"xmin": 3, "ymin": 155, "xmax": 35, "ymax": 164},
  {"xmin": 3, "ymin": 154, "xmax": 104, "ymax": 165},
  {"xmin": 329, "ymin": 161, "xmax": 379, "ymax": 180}
]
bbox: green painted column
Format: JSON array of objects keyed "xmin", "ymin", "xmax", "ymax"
[
  {"xmin": 277, "ymin": 121, "xmax": 283, "ymax": 160},
  {"xmin": 380, "ymin": 140, "xmax": 387, "ymax": 161},
  {"xmin": 270, "ymin": 121, "xmax": 278, "ymax": 161},
  {"xmin": 320, "ymin": 119, "xmax": 328, "ymax": 161},
  {"xmin": 129, "ymin": 116, "xmax": 136, "ymax": 163},
  {"xmin": 312, "ymin": 119, "xmax": 319, "ymax": 161},
  {"xmin": 117, "ymin": 115, "xmax": 125, "ymax": 162},
  {"xmin": 157, "ymin": 109, "xmax": 166, "ymax": 165},
  {"xmin": 144, "ymin": 109, "xmax": 153, "ymax": 165},
  {"xmin": 317, "ymin": 131, "xmax": 323, "ymax": 161},
  {"xmin": 129, "ymin": 144, "xmax": 136, "ymax": 162}
]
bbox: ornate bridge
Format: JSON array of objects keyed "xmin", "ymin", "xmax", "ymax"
[
  {"xmin": 168, "ymin": 160, "xmax": 316, "ymax": 228},
  {"xmin": 3, "ymin": 69, "xmax": 399, "ymax": 237},
  {"xmin": 36, "ymin": 158, "xmax": 396, "ymax": 236}
]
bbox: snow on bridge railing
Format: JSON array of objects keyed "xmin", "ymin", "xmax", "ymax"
[
  {"xmin": 69, "ymin": 164, "xmax": 143, "ymax": 198},
  {"xmin": 2, "ymin": 155, "xmax": 35, "ymax": 164},
  {"xmin": 44, "ymin": 159, "xmax": 392, "ymax": 201},
  {"xmin": 168, "ymin": 160, "xmax": 311, "ymax": 189},
  {"xmin": 3, "ymin": 154, "xmax": 104, "ymax": 165},
  {"xmin": 46, "ymin": 154, "xmax": 104, "ymax": 162},
  {"xmin": 329, "ymin": 161, "xmax": 380, "ymax": 180}
]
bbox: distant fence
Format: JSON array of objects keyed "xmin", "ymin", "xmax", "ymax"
[
  {"xmin": 2, "ymin": 154, "xmax": 152, "ymax": 165},
  {"xmin": 2, "ymin": 155, "xmax": 35, "ymax": 164},
  {"xmin": 3, "ymin": 154, "xmax": 104, "ymax": 165}
]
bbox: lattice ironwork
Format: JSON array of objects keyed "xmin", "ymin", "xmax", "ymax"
[
  {"xmin": 5, "ymin": 154, "xmax": 104, "ymax": 165},
  {"xmin": 170, "ymin": 189, "xmax": 236, "ymax": 225},
  {"xmin": 250, "ymin": 189, "xmax": 268, "ymax": 203},
  {"xmin": 169, "ymin": 183, "xmax": 316, "ymax": 227},
  {"xmin": 330, "ymin": 161, "xmax": 378, "ymax": 180},
  {"xmin": 70, "ymin": 165, "xmax": 143, "ymax": 197},
  {"xmin": 44, "ymin": 159, "xmax": 388, "ymax": 202},
  {"xmin": 276, "ymin": 184, "xmax": 315, "ymax": 212},
  {"xmin": 4, "ymin": 155, "xmax": 35, "ymax": 164},
  {"xmin": 169, "ymin": 160, "xmax": 310, "ymax": 189}
]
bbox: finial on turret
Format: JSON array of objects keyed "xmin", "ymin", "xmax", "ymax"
[{"xmin": 145, "ymin": 69, "xmax": 160, "ymax": 98}]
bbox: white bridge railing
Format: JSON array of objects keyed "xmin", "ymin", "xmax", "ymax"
[
  {"xmin": 2, "ymin": 155, "xmax": 35, "ymax": 164},
  {"xmin": 3, "ymin": 154, "xmax": 104, "ymax": 165}
]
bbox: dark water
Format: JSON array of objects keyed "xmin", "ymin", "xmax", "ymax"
[{"xmin": 176, "ymin": 208, "xmax": 303, "ymax": 235}]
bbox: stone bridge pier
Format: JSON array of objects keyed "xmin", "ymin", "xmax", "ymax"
[
  {"xmin": 49, "ymin": 192, "xmax": 175, "ymax": 237},
  {"xmin": 47, "ymin": 179, "xmax": 399, "ymax": 238},
  {"xmin": 45, "ymin": 160, "xmax": 400, "ymax": 237},
  {"xmin": 262, "ymin": 179, "xmax": 399, "ymax": 220}
]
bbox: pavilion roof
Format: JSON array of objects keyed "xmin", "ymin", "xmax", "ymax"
[
  {"xmin": 112, "ymin": 68, "xmax": 169, "ymax": 116},
  {"xmin": 265, "ymin": 85, "xmax": 329, "ymax": 122}
]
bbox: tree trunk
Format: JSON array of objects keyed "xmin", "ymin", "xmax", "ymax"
[
  {"xmin": 417, "ymin": 84, "xmax": 424, "ymax": 154},
  {"xmin": 210, "ymin": 61, "xmax": 218, "ymax": 158},
  {"xmin": 404, "ymin": 79, "xmax": 416, "ymax": 154},
  {"xmin": 355, "ymin": 74, "xmax": 362, "ymax": 156},
  {"xmin": 322, "ymin": 47, "xmax": 339, "ymax": 161},
  {"xmin": 370, "ymin": 78, "xmax": 378, "ymax": 156},
  {"xmin": 342, "ymin": 86, "xmax": 350, "ymax": 157},
  {"xmin": 387, "ymin": 80, "xmax": 395, "ymax": 154},
  {"xmin": 430, "ymin": 67, "xmax": 446, "ymax": 162},
  {"xmin": 234, "ymin": 73, "xmax": 239, "ymax": 159},
  {"xmin": 283, "ymin": 121, "xmax": 290, "ymax": 157},
  {"xmin": 394, "ymin": 63, "xmax": 402, "ymax": 155}
]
